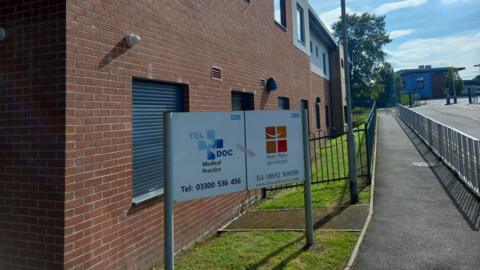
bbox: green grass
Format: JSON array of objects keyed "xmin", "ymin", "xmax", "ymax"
[
  {"xmin": 257, "ymin": 181, "xmax": 350, "ymax": 209},
  {"xmin": 358, "ymin": 185, "xmax": 371, "ymax": 205},
  {"xmin": 352, "ymin": 107, "xmax": 370, "ymax": 124},
  {"xmin": 399, "ymin": 94, "xmax": 410, "ymax": 106},
  {"xmin": 311, "ymin": 126, "xmax": 367, "ymax": 182},
  {"xmin": 154, "ymin": 231, "xmax": 359, "ymax": 270}
]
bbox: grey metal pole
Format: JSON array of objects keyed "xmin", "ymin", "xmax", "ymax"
[
  {"xmin": 341, "ymin": 0, "xmax": 358, "ymax": 204},
  {"xmin": 302, "ymin": 109, "xmax": 314, "ymax": 247},
  {"xmin": 452, "ymin": 70, "xmax": 457, "ymax": 104},
  {"xmin": 164, "ymin": 113, "xmax": 174, "ymax": 270}
]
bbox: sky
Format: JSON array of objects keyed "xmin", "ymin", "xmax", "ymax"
[{"xmin": 310, "ymin": 0, "xmax": 480, "ymax": 79}]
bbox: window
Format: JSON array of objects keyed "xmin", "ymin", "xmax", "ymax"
[
  {"xmin": 315, "ymin": 46, "xmax": 319, "ymax": 57},
  {"xmin": 232, "ymin": 91, "xmax": 254, "ymax": 111},
  {"xmin": 341, "ymin": 58, "xmax": 344, "ymax": 68},
  {"xmin": 322, "ymin": 53, "xmax": 327, "ymax": 75},
  {"xmin": 278, "ymin": 97, "xmax": 290, "ymax": 110},
  {"xmin": 325, "ymin": 105, "xmax": 330, "ymax": 127},
  {"xmin": 296, "ymin": 4, "xmax": 305, "ymax": 43},
  {"xmin": 310, "ymin": 41, "xmax": 313, "ymax": 53},
  {"xmin": 315, "ymin": 103, "xmax": 321, "ymax": 129},
  {"xmin": 132, "ymin": 79, "xmax": 185, "ymax": 203},
  {"xmin": 301, "ymin": 99, "xmax": 309, "ymax": 130},
  {"xmin": 274, "ymin": 0, "xmax": 286, "ymax": 28}
]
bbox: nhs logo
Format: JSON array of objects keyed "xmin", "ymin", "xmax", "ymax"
[{"xmin": 189, "ymin": 130, "xmax": 233, "ymax": 160}]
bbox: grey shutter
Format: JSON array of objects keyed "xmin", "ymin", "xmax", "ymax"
[{"xmin": 132, "ymin": 79, "xmax": 184, "ymax": 200}]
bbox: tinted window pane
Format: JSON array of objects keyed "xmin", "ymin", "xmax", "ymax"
[
  {"xmin": 323, "ymin": 53, "xmax": 327, "ymax": 75},
  {"xmin": 296, "ymin": 5, "xmax": 304, "ymax": 43},
  {"xmin": 278, "ymin": 97, "xmax": 290, "ymax": 110},
  {"xmin": 232, "ymin": 91, "xmax": 254, "ymax": 111},
  {"xmin": 274, "ymin": 0, "xmax": 286, "ymax": 27}
]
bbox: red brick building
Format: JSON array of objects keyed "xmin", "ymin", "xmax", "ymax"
[{"xmin": 0, "ymin": 0, "xmax": 345, "ymax": 269}]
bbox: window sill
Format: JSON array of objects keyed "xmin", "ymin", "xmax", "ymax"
[
  {"xmin": 132, "ymin": 188, "xmax": 164, "ymax": 206},
  {"xmin": 274, "ymin": 21, "xmax": 287, "ymax": 32}
]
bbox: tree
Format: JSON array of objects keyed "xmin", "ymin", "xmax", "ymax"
[
  {"xmin": 444, "ymin": 68, "xmax": 464, "ymax": 96},
  {"xmin": 332, "ymin": 13, "xmax": 392, "ymax": 100},
  {"xmin": 375, "ymin": 62, "xmax": 403, "ymax": 107}
]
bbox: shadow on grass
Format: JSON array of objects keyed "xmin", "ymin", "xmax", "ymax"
[
  {"xmin": 246, "ymin": 235, "xmax": 307, "ymax": 270},
  {"xmin": 396, "ymin": 116, "xmax": 480, "ymax": 231}
]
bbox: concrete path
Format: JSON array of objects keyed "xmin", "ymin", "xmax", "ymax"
[{"xmin": 354, "ymin": 113, "xmax": 480, "ymax": 270}]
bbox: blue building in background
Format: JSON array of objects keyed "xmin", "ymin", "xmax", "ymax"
[{"xmin": 397, "ymin": 65, "xmax": 465, "ymax": 99}]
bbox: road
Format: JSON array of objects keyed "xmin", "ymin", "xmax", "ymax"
[
  {"xmin": 412, "ymin": 98, "xmax": 480, "ymax": 139},
  {"xmin": 353, "ymin": 113, "xmax": 480, "ymax": 270}
]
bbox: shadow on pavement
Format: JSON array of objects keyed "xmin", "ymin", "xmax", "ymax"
[{"xmin": 395, "ymin": 116, "xmax": 480, "ymax": 231}]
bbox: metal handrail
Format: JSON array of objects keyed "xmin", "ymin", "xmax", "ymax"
[{"xmin": 397, "ymin": 104, "xmax": 480, "ymax": 197}]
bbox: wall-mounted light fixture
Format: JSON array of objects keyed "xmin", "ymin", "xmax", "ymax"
[
  {"xmin": 0, "ymin": 27, "xmax": 6, "ymax": 41},
  {"xmin": 125, "ymin": 33, "xmax": 140, "ymax": 48},
  {"xmin": 266, "ymin": 77, "xmax": 277, "ymax": 91}
]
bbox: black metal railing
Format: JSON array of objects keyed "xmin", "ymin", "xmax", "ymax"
[{"xmin": 266, "ymin": 102, "xmax": 377, "ymax": 192}]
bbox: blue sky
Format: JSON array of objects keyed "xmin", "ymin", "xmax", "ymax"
[{"xmin": 310, "ymin": 0, "xmax": 480, "ymax": 79}]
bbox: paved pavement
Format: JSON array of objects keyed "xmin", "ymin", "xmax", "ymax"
[
  {"xmin": 412, "ymin": 98, "xmax": 480, "ymax": 139},
  {"xmin": 221, "ymin": 205, "xmax": 368, "ymax": 231},
  {"xmin": 353, "ymin": 113, "xmax": 480, "ymax": 270}
]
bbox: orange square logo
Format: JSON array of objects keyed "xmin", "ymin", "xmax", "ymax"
[{"xmin": 265, "ymin": 126, "xmax": 288, "ymax": 154}]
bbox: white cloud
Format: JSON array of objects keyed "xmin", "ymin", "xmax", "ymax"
[
  {"xmin": 387, "ymin": 32, "xmax": 480, "ymax": 79},
  {"xmin": 389, "ymin": 29, "xmax": 416, "ymax": 39},
  {"xmin": 441, "ymin": 0, "xmax": 472, "ymax": 4},
  {"xmin": 375, "ymin": 0, "xmax": 428, "ymax": 14},
  {"xmin": 319, "ymin": 7, "xmax": 358, "ymax": 32}
]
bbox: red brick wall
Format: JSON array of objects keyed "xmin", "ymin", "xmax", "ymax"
[
  {"xmin": 0, "ymin": 0, "xmax": 330, "ymax": 269},
  {"xmin": 309, "ymin": 72, "xmax": 330, "ymax": 136},
  {"xmin": 0, "ymin": 1, "xmax": 66, "ymax": 269},
  {"xmin": 64, "ymin": 0, "xmax": 325, "ymax": 269}
]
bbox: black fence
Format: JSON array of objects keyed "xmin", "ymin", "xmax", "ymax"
[{"xmin": 266, "ymin": 102, "xmax": 377, "ymax": 193}]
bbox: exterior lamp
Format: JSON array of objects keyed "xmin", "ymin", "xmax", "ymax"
[
  {"xmin": 125, "ymin": 33, "xmax": 141, "ymax": 48},
  {"xmin": 266, "ymin": 77, "xmax": 277, "ymax": 91}
]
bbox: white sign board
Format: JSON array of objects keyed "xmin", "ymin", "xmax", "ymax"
[
  {"xmin": 166, "ymin": 112, "xmax": 247, "ymax": 202},
  {"xmin": 166, "ymin": 110, "xmax": 306, "ymax": 202},
  {"xmin": 245, "ymin": 110, "xmax": 305, "ymax": 189}
]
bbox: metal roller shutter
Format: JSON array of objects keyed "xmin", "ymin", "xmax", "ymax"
[{"xmin": 132, "ymin": 79, "xmax": 184, "ymax": 201}]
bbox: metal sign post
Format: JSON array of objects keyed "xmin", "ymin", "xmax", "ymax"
[
  {"xmin": 302, "ymin": 109, "xmax": 314, "ymax": 246},
  {"xmin": 164, "ymin": 112, "xmax": 175, "ymax": 270}
]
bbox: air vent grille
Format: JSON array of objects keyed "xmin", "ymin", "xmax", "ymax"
[
  {"xmin": 259, "ymin": 79, "xmax": 265, "ymax": 89},
  {"xmin": 211, "ymin": 66, "xmax": 222, "ymax": 80}
]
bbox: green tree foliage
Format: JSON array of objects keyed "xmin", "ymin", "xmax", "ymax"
[
  {"xmin": 444, "ymin": 68, "xmax": 464, "ymax": 95},
  {"xmin": 332, "ymin": 13, "xmax": 392, "ymax": 100},
  {"xmin": 375, "ymin": 62, "xmax": 403, "ymax": 106}
]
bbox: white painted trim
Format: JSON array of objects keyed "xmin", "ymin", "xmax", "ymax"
[
  {"xmin": 310, "ymin": 63, "xmax": 329, "ymax": 80},
  {"xmin": 291, "ymin": 0, "xmax": 310, "ymax": 56}
]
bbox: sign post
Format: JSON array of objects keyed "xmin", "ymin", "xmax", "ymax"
[
  {"xmin": 163, "ymin": 110, "xmax": 314, "ymax": 269},
  {"xmin": 164, "ymin": 112, "xmax": 174, "ymax": 270},
  {"xmin": 302, "ymin": 109, "xmax": 314, "ymax": 246}
]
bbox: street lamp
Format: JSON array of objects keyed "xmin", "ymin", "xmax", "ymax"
[
  {"xmin": 452, "ymin": 69, "xmax": 457, "ymax": 104},
  {"xmin": 341, "ymin": 0, "xmax": 358, "ymax": 204}
]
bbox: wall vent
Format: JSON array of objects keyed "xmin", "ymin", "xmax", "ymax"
[
  {"xmin": 259, "ymin": 79, "xmax": 265, "ymax": 90},
  {"xmin": 211, "ymin": 66, "xmax": 222, "ymax": 81}
]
